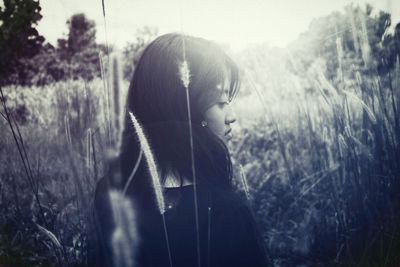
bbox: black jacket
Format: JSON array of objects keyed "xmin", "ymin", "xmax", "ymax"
[{"xmin": 92, "ymin": 177, "xmax": 271, "ymax": 267}]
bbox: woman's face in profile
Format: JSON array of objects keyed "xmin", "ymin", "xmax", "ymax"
[{"xmin": 203, "ymin": 83, "xmax": 237, "ymax": 143}]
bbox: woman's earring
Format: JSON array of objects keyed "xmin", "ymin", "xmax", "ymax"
[{"xmin": 201, "ymin": 120, "xmax": 208, "ymax": 127}]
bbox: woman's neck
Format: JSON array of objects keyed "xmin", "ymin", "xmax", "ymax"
[{"xmin": 163, "ymin": 169, "xmax": 193, "ymax": 188}]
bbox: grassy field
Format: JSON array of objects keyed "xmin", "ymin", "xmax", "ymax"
[{"xmin": 1, "ymin": 31, "xmax": 400, "ymax": 267}]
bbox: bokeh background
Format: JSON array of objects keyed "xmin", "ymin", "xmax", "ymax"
[{"xmin": 1, "ymin": 0, "xmax": 400, "ymax": 266}]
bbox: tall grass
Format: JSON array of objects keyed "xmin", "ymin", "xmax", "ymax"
[
  {"xmin": 231, "ymin": 12, "xmax": 400, "ymax": 265},
  {"xmin": 1, "ymin": 8, "xmax": 399, "ymax": 267},
  {"xmin": 2, "ymin": 50, "xmax": 399, "ymax": 267},
  {"xmin": 179, "ymin": 55, "xmax": 202, "ymax": 267},
  {"xmin": 128, "ymin": 111, "xmax": 173, "ymax": 267},
  {"xmin": 0, "ymin": 79, "xmax": 111, "ymax": 266}
]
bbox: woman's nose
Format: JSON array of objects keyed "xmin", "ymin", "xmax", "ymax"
[{"xmin": 225, "ymin": 105, "xmax": 236, "ymax": 125}]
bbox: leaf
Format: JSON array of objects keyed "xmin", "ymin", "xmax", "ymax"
[{"xmin": 36, "ymin": 223, "xmax": 62, "ymax": 250}]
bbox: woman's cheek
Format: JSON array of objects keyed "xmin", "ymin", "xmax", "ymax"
[{"xmin": 204, "ymin": 106, "xmax": 226, "ymax": 137}]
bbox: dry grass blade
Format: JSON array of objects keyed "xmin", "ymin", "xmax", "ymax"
[
  {"xmin": 86, "ymin": 128, "xmax": 92, "ymax": 169},
  {"xmin": 100, "ymin": 0, "xmax": 109, "ymax": 57},
  {"xmin": 123, "ymin": 149, "xmax": 143, "ymax": 195},
  {"xmin": 36, "ymin": 223, "xmax": 62, "ymax": 250},
  {"xmin": 338, "ymin": 133, "xmax": 348, "ymax": 158},
  {"xmin": 239, "ymin": 164, "xmax": 251, "ymax": 200},
  {"xmin": 179, "ymin": 47, "xmax": 201, "ymax": 267},
  {"xmin": 101, "ymin": 0, "xmax": 106, "ymax": 17},
  {"xmin": 64, "ymin": 114, "xmax": 72, "ymax": 145}
]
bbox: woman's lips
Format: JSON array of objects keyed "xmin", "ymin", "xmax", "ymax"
[{"xmin": 225, "ymin": 129, "xmax": 232, "ymax": 137}]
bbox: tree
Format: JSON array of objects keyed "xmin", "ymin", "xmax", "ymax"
[
  {"xmin": 122, "ymin": 26, "xmax": 158, "ymax": 80},
  {"xmin": 0, "ymin": 0, "xmax": 45, "ymax": 85},
  {"xmin": 57, "ymin": 13, "xmax": 101, "ymax": 80},
  {"xmin": 379, "ymin": 17, "xmax": 400, "ymax": 73},
  {"xmin": 21, "ymin": 43, "xmax": 66, "ymax": 86},
  {"xmin": 288, "ymin": 4, "xmax": 399, "ymax": 91}
]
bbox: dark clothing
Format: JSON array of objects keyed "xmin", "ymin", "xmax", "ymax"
[{"xmin": 92, "ymin": 177, "xmax": 271, "ymax": 267}]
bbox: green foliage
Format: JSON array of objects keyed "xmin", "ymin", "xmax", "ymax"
[
  {"xmin": 0, "ymin": 80, "xmax": 108, "ymax": 266},
  {"xmin": 1, "ymin": 9, "xmax": 108, "ymax": 86},
  {"xmin": 1, "ymin": 3, "xmax": 400, "ymax": 267},
  {"xmin": 233, "ymin": 4, "xmax": 400, "ymax": 266},
  {"xmin": 122, "ymin": 26, "xmax": 158, "ymax": 80},
  {"xmin": 289, "ymin": 4, "xmax": 400, "ymax": 79},
  {"xmin": 56, "ymin": 13, "xmax": 102, "ymax": 81},
  {"xmin": 0, "ymin": 0, "xmax": 44, "ymax": 85}
]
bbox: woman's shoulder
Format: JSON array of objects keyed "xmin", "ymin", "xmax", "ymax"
[
  {"xmin": 208, "ymin": 186, "xmax": 255, "ymax": 226},
  {"xmin": 211, "ymin": 186, "xmax": 249, "ymax": 210},
  {"xmin": 209, "ymin": 187, "xmax": 272, "ymax": 266}
]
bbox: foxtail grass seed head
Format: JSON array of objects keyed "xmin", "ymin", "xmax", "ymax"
[
  {"xmin": 109, "ymin": 190, "xmax": 138, "ymax": 267},
  {"xmin": 347, "ymin": 6, "xmax": 360, "ymax": 54},
  {"xmin": 179, "ymin": 60, "xmax": 191, "ymax": 89},
  {"xmin": 129, "ymin": 112, "xmax": 165, "ymax": 214},
  {"xmin": 239, "ymin": 164, "xmax": 251, "ymax": 200},
  {"xmin": 336, "ymin": 37, "xmax": 343, "ymax": 81},
  {"xmin": 358, "ymin": 11, "xmax": 371, "ymax": 67}
]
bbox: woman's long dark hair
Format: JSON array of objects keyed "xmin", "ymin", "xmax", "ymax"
[{"xmin": 111, "ymin": 33, "xmax": 240, "ymax": 209}]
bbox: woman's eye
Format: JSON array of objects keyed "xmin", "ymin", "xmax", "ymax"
[{"xmin": 218, "ymin": 102, "xmax": 228, "ymax": 108}]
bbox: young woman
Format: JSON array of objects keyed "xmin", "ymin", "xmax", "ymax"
[{"xmin": 93, "ymin": 33, "xmax": 271, "ymax": 267}]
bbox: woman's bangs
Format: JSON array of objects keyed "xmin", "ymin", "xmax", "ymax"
[{"xmin": 225, "ymin": 57, "xmax": 240, "ymax": 102}]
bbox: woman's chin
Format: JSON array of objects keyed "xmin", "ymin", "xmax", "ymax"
[{"xmin": 224, "ymin": 132, "xmax": 233, "ymax": 142}]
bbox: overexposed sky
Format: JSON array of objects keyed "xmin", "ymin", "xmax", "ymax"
[{"xmin": 37, "ymin": 0, "xmax": 400, "ymax": 51}]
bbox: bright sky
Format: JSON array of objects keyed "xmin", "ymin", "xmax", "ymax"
[{"xmin": 37, "ymin": 0, "xmax": 400, "ymax": 51}]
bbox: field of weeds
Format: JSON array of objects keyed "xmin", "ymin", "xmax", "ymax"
[{"xmin": 1, "ymin": 4, "xmax": 400, "ymax": 267}]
